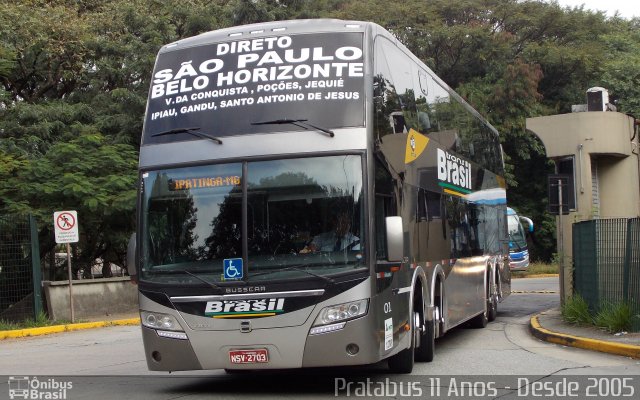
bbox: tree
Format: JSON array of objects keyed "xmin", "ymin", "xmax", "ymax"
[
  {"xmin": 1, "ymin": 0, "xmax": 637, "ymax": 268},
  {"xmin": 1, "ymin": 132, "xmax": 137, "ymax": 276},
  {"xmin": 0, "ymin": 1, "xmax": 93, "ymax": 103},
  {"xmin": 600, "ymin": 18, "xmax": 640, "ymax": 117}
]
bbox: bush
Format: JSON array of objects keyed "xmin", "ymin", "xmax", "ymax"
[
  {"xmin": 595, "ymin": 302, "xmax": 634, "ymax": 333},
  {"xmin": 561, "ymin": 294, "xmax": 593, "ymax": 325}
]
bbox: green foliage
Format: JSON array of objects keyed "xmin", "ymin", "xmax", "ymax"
[
  {"xmin": 600, "ymin": 19, "xmax": 640, "ymax": 117},
  {"xmin": 561, "ymin": 294, "xmax": 593, "ymax": 325},
  {"xmin": 0, "ymin": 310, "xmax": 48, "ymax": 330},
  {"xmin": 0, "ymin": 310, "xmax": 79, "ymax": 330},
  {"xmin": 562, "ymin": 296, "xmax": 637, "ymax": 333},
  {"xmin": 0, "ymin": 1, "xmax": 93, "ymax": 103},
  {"xmin": 595, "ymin": 302, "xmax": 635, "ymax": 333},
  {"xmin": 1, "ymin": 131, "xmax": 138, "ymax": 274},
  {"xmin": 511, "ymin": 262, "xmax": 558, "ymax": 277},
  {"xmin": 1, "ymin": 0, "xmax": 639, "ymax": 268}
]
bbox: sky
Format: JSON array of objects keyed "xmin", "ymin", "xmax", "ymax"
[{"xmin": 550, "ymin": 0, "xmax": 639, "ymax": 19}]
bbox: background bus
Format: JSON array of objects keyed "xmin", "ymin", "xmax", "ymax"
[
  {"xmin": 128, "ymin": 19, "xmax": 509, "ymax": 374},
  {"xmin": 507, "ymin": 207, "xmax": 533, "ymax": 271}
]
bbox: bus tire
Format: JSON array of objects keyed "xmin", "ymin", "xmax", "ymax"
[
  {"xmin": 388, "ymin": 316, "xmax": 415, "ymax": 373},
  {"xmin": 414, "ymin": 312, "xmax": 435, "ymax": 362},
  {"xmin": 469, "ymin": 308, "xmax": 488, "ymax": 328},
  {"xmin": 469, "ymin": 278, "xmax": 489, "ymax": 329}
]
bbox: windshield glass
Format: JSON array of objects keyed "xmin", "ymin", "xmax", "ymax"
[
  {"xmin": 140, "ymin": 155, "xmax": 365, "ymax": 284},
  {"xmin": 143, "ymin": 32, "xmax": 364, "ymax": 144},
  {"xmin": 507, "ymin": 215, "xmax": 527, "ymax": 250}
]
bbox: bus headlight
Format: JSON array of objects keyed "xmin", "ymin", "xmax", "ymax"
[
  {"xmin": 141, "ymin": 311, "xmax": 183, "ymax": 332},
  {"xmin": 313, "ymin": 299, "xmax": 368, "ymax": 327}
]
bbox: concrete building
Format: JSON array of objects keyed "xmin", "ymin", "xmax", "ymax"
[{"xmin": 526, "ymin": 91, "xmax": 640, "ymax": 301}]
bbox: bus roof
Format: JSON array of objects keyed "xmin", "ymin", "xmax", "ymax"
[{"xmin": 158, "ymin": 19, "xmax": 376, "ymax": 54}]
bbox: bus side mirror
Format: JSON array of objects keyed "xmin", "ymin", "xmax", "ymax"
[
  {"xmin": 127, "ymin": 233, "xmax": 137, "ymax": 278},
  {"xmin": 385, "ymin": 216, "xmax": 404, "ymax": 262}
]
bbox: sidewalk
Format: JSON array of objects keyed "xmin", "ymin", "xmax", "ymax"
[{"xmin": 530, "ymin": 308, "xmax": 640, "ymax": 359}]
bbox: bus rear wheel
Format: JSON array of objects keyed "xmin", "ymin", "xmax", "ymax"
[
  {"xmin": 470, "ymin": 276, "xmax": 490, "ymax": 328},
  {"xmin": 469, "ymin": 308, "xmax": 488, "ymax": 328},
  {"xmin": 414, "ymin": 309, "xmax": 435, "ymax": 362}
]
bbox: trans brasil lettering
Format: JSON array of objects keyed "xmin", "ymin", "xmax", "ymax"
[
  {"xmin": 205, "ymin": 298, "xmax": 285, "ymax": 318},
  {"xmin": 437, "ymin": 148, "xmax": 472, "ymax": 191}
]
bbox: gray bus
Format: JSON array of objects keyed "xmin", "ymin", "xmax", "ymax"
[{"xmin": 127, "ymin": 19, "xmax": 510, "ymax": 374}]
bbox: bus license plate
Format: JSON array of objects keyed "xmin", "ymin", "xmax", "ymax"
[{"xmin": 229, "ymin": 349, "xmax": 269, "ymax": 364}]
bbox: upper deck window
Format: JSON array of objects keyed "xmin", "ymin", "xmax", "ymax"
[{"xmin": 143, "ymin": 32, "xmax": 365, "ymax": 144}]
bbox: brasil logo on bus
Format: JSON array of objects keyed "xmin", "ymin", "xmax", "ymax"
[
  {"xmin": 204, "ymin": 298, "xmax": 285, "ymax": 318},
  {"xmin": 437, "ymin": 148, "xmax": 472, "ymax": 197}
]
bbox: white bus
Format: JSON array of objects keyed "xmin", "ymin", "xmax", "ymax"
[
  {"xmin": 128, "ymin": 19, "xmax": 510, "ymax": 374},
  {"xmin": 507, "ymin": 207, "xmax": 534, "ymax": 271}
]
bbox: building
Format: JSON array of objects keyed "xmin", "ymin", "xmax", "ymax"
[{"xmin": 526, "ymin": 88, "xmax": 640, "ymax": 300}]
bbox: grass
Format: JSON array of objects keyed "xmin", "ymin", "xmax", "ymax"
[
  {"xmin": 0, "ymin": 311, "xmax": 75, "ymax": 331},
  {"xmin": 595, "ymin": 302, "xmax": 634, "ymax": 333},
  {"xmin": 561, "ymin": 295, "xmax": 638, "ymax": 333},
  {"xmin": 512, "ymin": 262, "xmax": 559, "ymax": 278},
  {"xmin": 561, "ymin": 294, "xmax": 593, "ymax": 325}
]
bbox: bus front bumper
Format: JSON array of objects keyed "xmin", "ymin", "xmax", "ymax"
[{"xmin": 141, "ymin": 314, "xmax": 384, "ymax": 371}]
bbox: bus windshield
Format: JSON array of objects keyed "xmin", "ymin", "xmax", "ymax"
[
  {"xmin": 142, "ymin": 31, "xmax": 365, "ymax": 144},
  {"xmin": 507, "ymin": 214, "xmax": 527, "ymax": 250},
  {"xmin": 140, "ymin": 155, "xmax": 365, "ymax": 284}
]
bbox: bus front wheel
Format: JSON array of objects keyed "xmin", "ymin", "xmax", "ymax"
[{"xmin": 388, "ymin": 314, "xmax": 416, "ymax": 374}]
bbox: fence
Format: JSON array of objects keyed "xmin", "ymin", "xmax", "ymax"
[
  {"xmin": 0, "ymin": 214, "xmax": 42, "ymax": 322},
  {"xmin": 573, "ymin": 218, "xmax": 640, "ymax": 331}
]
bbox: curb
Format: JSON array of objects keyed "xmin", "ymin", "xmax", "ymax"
[
  {"xmin": 0, "ymin": 318, "xmax": 140, "ymax": 340},
  {"xmin": 512, "ymin": 274, "xmax": 559, "ymax": 279},
  {"xmin": 529, "ymin": 314, "xmax": 640, "ymax": 359},
  {"xmin": 512, "ymin": 290, "xmax": 558, "ymax": 294}
]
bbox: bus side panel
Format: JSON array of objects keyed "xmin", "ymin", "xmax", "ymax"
[
  {"xmin": 370, "ymin": 269, "xmax": 413, "ymax": 358},
  {"xmin": 441, "ymin": 257, "xmax": 486, "ymax": 328}
]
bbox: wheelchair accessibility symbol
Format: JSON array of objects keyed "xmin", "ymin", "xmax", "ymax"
[{"xmin": 223, "ymin": 258, "xmax": 243, "ymax": 280}]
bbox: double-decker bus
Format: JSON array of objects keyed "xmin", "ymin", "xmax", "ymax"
[{"xmin": 127, "ymin": 19, "xmax": 510, "ymax": 374}]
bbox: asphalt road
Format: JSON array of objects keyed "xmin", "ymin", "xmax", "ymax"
[{"xmin": 1, "ymin": 277, "xmax": 639, "ymax": 399}]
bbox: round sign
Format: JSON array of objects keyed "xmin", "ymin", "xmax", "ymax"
[{"xmin": 56, "ymin": 212, "xmax": 76, "ymax": 231}]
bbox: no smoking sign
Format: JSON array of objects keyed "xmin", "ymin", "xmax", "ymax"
[{"xmin": 54, "ymin": 210, "xmax": 79, "ymax": 243}]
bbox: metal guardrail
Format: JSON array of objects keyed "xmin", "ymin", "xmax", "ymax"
[{"xmin": 573, "ymin": 218, "xmax": 640, "ymax": 331}]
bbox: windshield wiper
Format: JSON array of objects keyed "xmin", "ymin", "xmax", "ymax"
[
  {"xmin": 251, "ymin": 119, "xmax": 335, "ymax": 138},
  {"xmin": 249, "ymin": 265, "xmax": 335, "ymax": 284},
  {"xmin": 151, "ymin": 127, "xmax": 223, "ymax": 144},
  {"xmin": 151, "ymin": 269, "xmax": 221, "ymax": 289}
]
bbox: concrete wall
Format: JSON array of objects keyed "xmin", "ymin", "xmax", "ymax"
[
  {"xmin": 43, "ymin": 277, "xmax": 138, "ymax": 321},
  {"xmin": 527, "ymin": 111, "xmax": 635, "ymax": 158}
]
